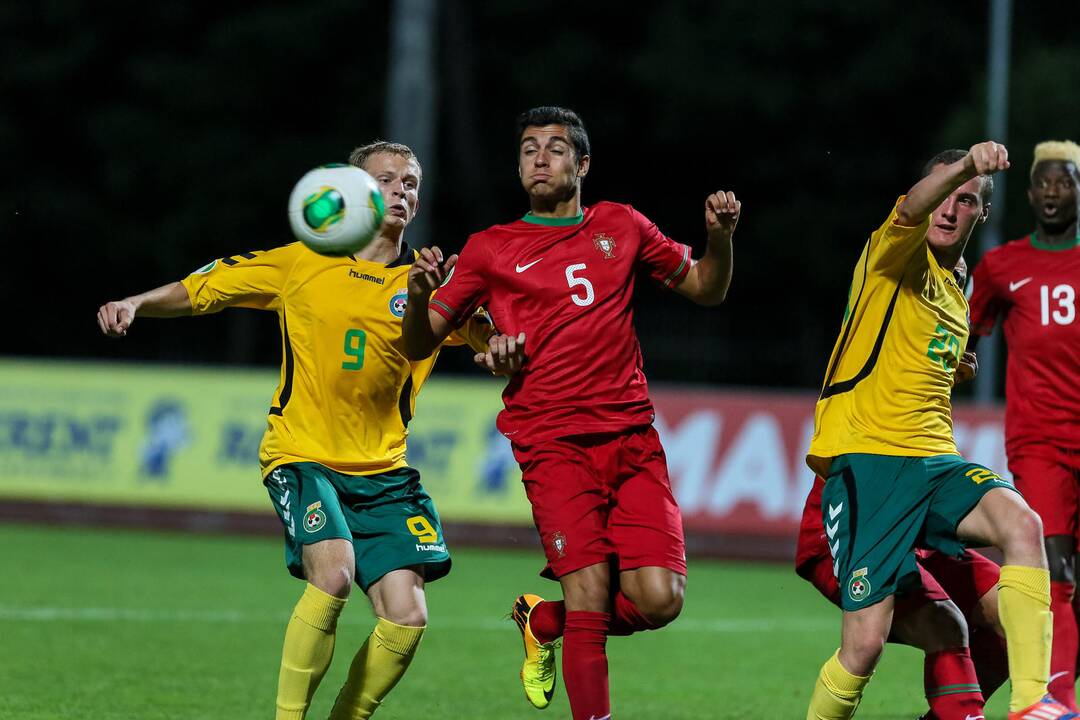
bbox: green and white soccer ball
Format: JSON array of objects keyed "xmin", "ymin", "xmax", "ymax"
[{"xmin": 288, "ymin": 164, "xmax": 385, "ymax": 256}]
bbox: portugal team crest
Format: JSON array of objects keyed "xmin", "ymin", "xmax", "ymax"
[
  {"xmin": 389, "ymin": 290, "xmax": 408, "ymax": 318},
  {"xmin": 592, "ymin": 233, "xmax": 617, "ymax": 259},
  {"xmin": 304, "ymin": 501, "xmax": 327, "ymax": 533},
  {"xmin": 551, "ymin": 531, "xmax": 567, "ymax": 558},
  {"xmin": 848, "ymin": 568, "xmax": 871, "ymax": 602}
]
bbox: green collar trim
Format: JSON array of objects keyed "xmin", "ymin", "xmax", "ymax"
[
  {"xmin": 1030, "ymin": 231, "xmax": 1080, "ymax": 251},
  {"xmin": 522, "ymin": 211, "xmax": 584, "ymax": 226}
]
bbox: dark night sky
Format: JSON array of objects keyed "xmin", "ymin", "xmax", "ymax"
[{"xmin": 4, "ymin": 1, "xmax": 1079, "ymax": 391}]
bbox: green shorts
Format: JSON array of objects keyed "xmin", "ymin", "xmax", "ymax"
[
  {"xmin": 264, "ymin": 462, "xmax": 451, "ymax": 593},
  {"xmin": 821, "ymin": 453, "xmax": 1017, "ymax": 611}
]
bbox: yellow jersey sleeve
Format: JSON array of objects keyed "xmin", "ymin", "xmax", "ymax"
[
  {"xmin": 867, "ymin": 196, "xmax": 932, "ymax": 278},
  {"xmin": 181, "ymin": 244, "xmax": 303, "ymax": 314},
  {"xmin": 446, "ymin": 308, "xmax": 495, "ymax": 353}
]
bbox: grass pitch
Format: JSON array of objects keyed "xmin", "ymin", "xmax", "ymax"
[{"xmin": 2, "ymin": 524, "xmax": 1010, "ymax": 718}]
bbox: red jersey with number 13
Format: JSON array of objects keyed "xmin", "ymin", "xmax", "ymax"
[
  {"xmin": 968, "ymin": 234, "xmax": 1080, "ymax": 454},
  {"xmin": 430, "ymin": 202, "xmax": 692, "ymax": 444}
]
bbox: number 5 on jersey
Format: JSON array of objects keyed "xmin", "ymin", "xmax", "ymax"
[{"xmin": 565, "ymin": 263, "xmax": 594, "ymax": 307}]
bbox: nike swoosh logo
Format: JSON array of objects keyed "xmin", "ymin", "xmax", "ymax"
[
  {"xmin": 964, "ymin": 715, "xmax": 984, "ymax": 720},
  {"xmin": 515, "ymin": 258, "xmax": 543, "ymax": 273},
  {"xmin": 1049, "ymin": 669, "xmax": 1069, "ymax": 683},
  {"xmin": 1009, "ymin": 277, "xmax": 1033, "ymax": 291}
]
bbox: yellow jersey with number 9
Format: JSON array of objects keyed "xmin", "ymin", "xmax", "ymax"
[
  {"xmin": 806, "ymin": 197, "xmax": 969, "ymax": 476},
  {"xmin": 181, "ymin": 242, "xmax": 492, "ymax": 478}
]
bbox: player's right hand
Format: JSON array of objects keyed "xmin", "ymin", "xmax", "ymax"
[
  {"xmin": 97, "ymin": 299, "xmax": 136, "ymax": 337},
  {"xmin": 705, "ymin": 190, "xmax": 741, "ymax": 237},
  {"xmin": 955, "ymin": 350, "xmax": 978, "ymax": 384},
  {"xmin": 473, "ymin": 332, "xmax": 526, "ymax": 376},
  {"xmin": 965, "ymin": 141, "xmax": 1009, "ymax": 176},
  {"xmin": 408, "ymin": 246, "xmax": 458, "ymax": 299}
]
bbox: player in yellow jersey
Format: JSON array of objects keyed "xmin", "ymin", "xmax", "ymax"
[
  {"xmin": 96, "ymin": 141, "xmax": 497, "ymax": 720},
  {"xmin": 805, "ymin": 141, "xmax": 1079, "ymax": 720}
]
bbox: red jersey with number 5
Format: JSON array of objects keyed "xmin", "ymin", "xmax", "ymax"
[
  {"xmin": 968, "ymin": 235, "xmax": 1080, "ymax": 454},
  {"xmin": 430, "ymin": 202, "xmax": 692, "ymax": 444}
]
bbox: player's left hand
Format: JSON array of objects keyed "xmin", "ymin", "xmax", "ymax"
[
  {"xmin": 706, "ymin": 191, "xmax": 740, "ymax": 237},
  {"xmin": 408, "ymin": 246, "xmax": 457, "ymax": 299},
  {"xmin": 474, "ymin": 332, "xmax": 526, "ymax": 376},
  {"xmin": 955, "ymin": 351, "xmax": 978, "ymax": 384}
]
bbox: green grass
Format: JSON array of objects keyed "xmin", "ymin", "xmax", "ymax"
[{"xmin": 1, "ymin": 524, "xmax": 1010, "ymax": 719}]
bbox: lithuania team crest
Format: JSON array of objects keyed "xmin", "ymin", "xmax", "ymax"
[
  {"xmin": 593, "ymin": 233, "xmax": 617, "ymax": 259},
  {"xmin": 848, "ymin": 568, "xmax": 871, "ymax": 602},
  {"xmin": 389, "ymin": 290, "xmax": 408, "ymax": 318},
  {"xmin": 304, "ymin": 501, "xmax": 327, "ymax": 533}
]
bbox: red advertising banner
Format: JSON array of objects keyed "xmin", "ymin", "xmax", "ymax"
[{"xmin": 651, "ymin": 387, "xmax": 1008, "ymax": 537}]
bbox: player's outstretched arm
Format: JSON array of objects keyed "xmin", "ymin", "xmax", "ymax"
[
  {"xmin": 898, "ymin": 141, "xmax": 1009, "ymax": 226},
  {"xmin": 97, "ymin": 281, "xmax": 193, "ymax": 337},
  {"xmin": 675, "ymin": 190, "xmax": 739, "ymax": 306},
  {"xmin": 402, "ymin": 246, "xmax": 457, "ymax": 359}
]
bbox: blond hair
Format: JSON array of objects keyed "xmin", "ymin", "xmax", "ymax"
[
  {"xmin": 348, "ymin": 140, "xmax": 422, "ymax": 180},
  {"xmin": 1031, "ymin": 140, "xmax": 1080, "ymax": 177}
]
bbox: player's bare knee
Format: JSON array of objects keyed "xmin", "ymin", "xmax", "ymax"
[
  {"xmin": 841, "ymin": 634, "xmax": 885, "ymax": 675},
  {"xmin": 382, "ymin": 605, "xmax": 427, "ymax": 628},
  {"xmin": 306, "ymin": 563, "xmax": 354, "ymax": 599},
  {"xmin": 636, "ymin": 585, "xmax": 685, "ymax": 627},
  {"xmin": 1007, "ymin": 507, "xmax": 1045, "ymax": 554}
]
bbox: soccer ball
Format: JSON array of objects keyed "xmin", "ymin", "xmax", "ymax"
[{"xmin": 288, "ymin": 164, "xmax": 385, "ymax": 256}]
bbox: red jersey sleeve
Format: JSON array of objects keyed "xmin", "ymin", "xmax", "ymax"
[
  {"xmin": 629, "ymin": 205, "xmax": 693, "ymax": 289},
  {"xmin": 429, "ymin": 233, "xmax": 491, "ymax": 328},
  {"xmin": 969, "ymin": 251, "xmax": 1006, "ymax": 336}
]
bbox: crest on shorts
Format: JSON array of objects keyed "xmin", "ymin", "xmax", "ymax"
[
  {"xmin": 847, "ymin": 567, "xmax": 871, "ymax": 602},
  {"xmin": 304, "ymin": 501, "xmax": 327, "ymax": 533},
  {"xmin": 551, "ymin": 531, "xmax": 567, "ymax": 558},
  {"xmin": 593, "ymin": 233, "xmax": 617, "ymax": 259}
]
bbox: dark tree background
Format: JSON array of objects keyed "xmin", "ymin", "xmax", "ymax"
[{"xmin": 4, "ymin": 1, "xmax": 1078, "ymax": 392}]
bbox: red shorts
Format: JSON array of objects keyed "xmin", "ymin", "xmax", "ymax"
[
  {"xmin": 1009, "ymin": 445, "xmax": 1080, "ymax": 541},
  {"xmin": 797, "ymin": 548, "xmax": 999, "ymax": 618},
  {"xmin": 512, "ymin": 426, "xmax": 687, "ymax": 580}
]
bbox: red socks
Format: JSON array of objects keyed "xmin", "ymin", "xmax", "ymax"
[
  {"xmin": 530, "ymin": 593, "xmax": 656, "ymax": 644},
  {"xmin": 923, "ymin": 648, "xmax": 984, "ymax": 719},
  {"xmin": 609, "ymin": 592, "xmax": 658, "ymax": 636},
  {"xmin": 528, "ymin": 599, "xmax": 565, "ymax": 645},
  {"xmin": 563, "ymin": 611, "xmax": 611, "ymax": 720},
  {"xmin": 1050, "ymin": 581, "xmax": 1079, "ymax": 710}
]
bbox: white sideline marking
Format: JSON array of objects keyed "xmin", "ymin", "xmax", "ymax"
[{"xmin": 0, "ymin": 606, "xmax": 834, "ymax": 633}]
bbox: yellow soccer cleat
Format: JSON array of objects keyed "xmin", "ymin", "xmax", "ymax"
[{"xmin": 511, "ymin": 593, "xmax": 559, "ymax": 710}]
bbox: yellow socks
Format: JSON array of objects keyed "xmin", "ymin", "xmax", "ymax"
[
  {"xmin": 807, "ymin": 650, "xmax": 872, "ymax": 720},
  {"xmin": 276, "ymin": 583, "xmax": 348, "ymax": 720},
  {"xmin": 998, "ymin": 564, "xmax": 1052, "ymax": 711},
  {"xmin": 329, "ymin": 617, "xmax": 426, "ymax": 720}
]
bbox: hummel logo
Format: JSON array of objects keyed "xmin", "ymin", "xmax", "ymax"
[
  {"xmin": 828, "ymin": 503, "xmax": 843, "ymax": 520},
  {"xmin": 515, "ymin": 258, "xmax": 543, "ymax": 273},
  {"xmin": 829, "ymin": 540, "xmax": 840, "ymax": 556},
  {"xmin": 826, "ymin": 521, "xmax": 839, "ymax": 539},
  {"xmin": 1009, "ymin": 277, "xmax": 1033, "ymax": 292}
]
